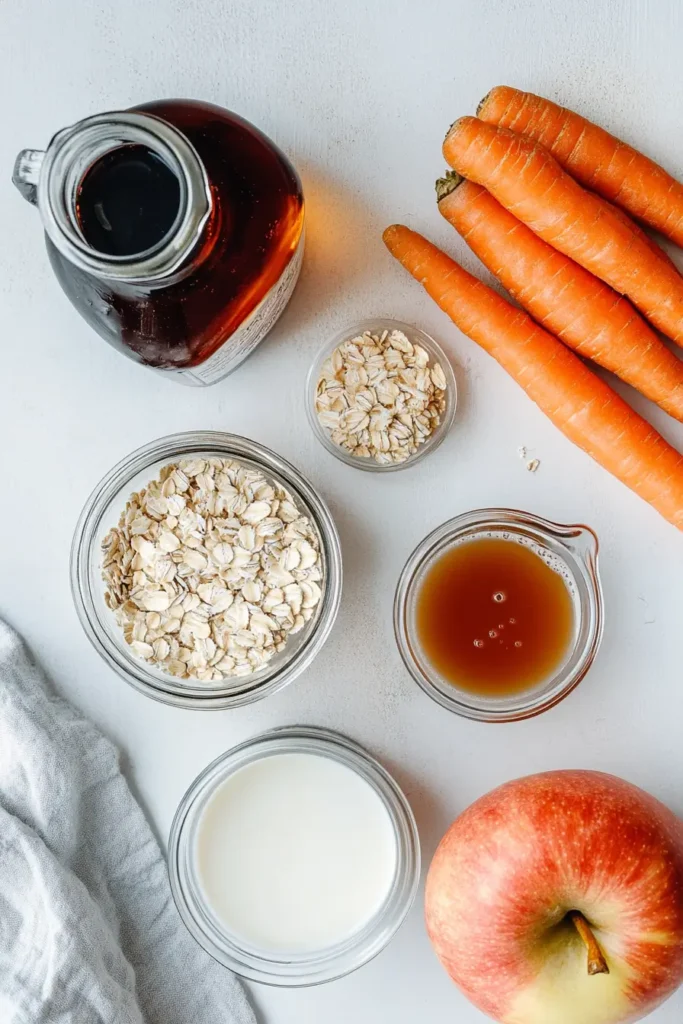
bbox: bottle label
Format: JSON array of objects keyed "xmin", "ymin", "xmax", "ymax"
[{"xmin": 178, "ymin": 234, "xmax": 304, "ymax": 386}]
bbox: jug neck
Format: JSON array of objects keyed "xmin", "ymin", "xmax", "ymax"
[{"xmin": 13, "ymin": 110, "xmax": 212, "ymax": 284}]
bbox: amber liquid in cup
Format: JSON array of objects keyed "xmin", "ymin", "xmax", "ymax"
[{"xmin": 415, "ymin": 538, "xmax": 574, "ymax": 696}]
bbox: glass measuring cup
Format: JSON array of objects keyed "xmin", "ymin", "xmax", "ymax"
[{"xmin": 394, "ymin": 508, "xmax": 604, "ymax": 722}]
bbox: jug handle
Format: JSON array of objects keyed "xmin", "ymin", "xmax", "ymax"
[{"xmin": 13, "ymin": 149, "xmax": 45, "ymax": 205}]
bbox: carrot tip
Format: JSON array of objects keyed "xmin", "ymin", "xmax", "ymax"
[
  {"xmin": 476, "ymin": 90, "xmax": 492, "ymax": 117},
  {"xmin": 444, "ymin": 115, "xmax": 478, "ymax": 146},
  {"xmin": 436, "ymin": 171, "xmax": 464, "ymax": 203},
  {"xmin": 476, "ymin": 85, "xmax": 508, "ymax": 117},
  {"xmin": 382, "ymin": 224, "xmax": 404, "ymax": 247}
]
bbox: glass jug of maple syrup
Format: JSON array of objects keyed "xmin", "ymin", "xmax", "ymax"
[{"xmin": 13, "ymin": 101, "xmax": 304, "ymax": 385}]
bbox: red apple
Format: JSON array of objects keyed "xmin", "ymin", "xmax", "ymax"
[{"xmin": 425, "ymin": 771, "xmax": 683, "ymax": 1024}]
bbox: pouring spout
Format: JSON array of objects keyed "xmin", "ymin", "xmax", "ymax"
[
  {"xmin": 12, "ymin": 149, "xmax": 45, "ymax": 205},
  {"xmin": 567, "ymin": 524, "xmax": 600, "ymax": 565}
]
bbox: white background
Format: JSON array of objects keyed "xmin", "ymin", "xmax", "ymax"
[{"xmin": 2, "ymin": 1, "xmax": 683, "ymax": 1021}]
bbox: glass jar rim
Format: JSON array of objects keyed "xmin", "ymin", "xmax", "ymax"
[
  {"xmin": 394, "ymin": 507, "xmax": 604, "ymax": 722},
  {"xmin": 32, "ymin": 110, "xmax": 211, "ymax": 282},
  {"xmin": 168, "ymin": 725, "xmax": 421, "ymax": 986},
  {"xmin": 70, "ymin": 431, "xmax": 343, "ymax": 709}
]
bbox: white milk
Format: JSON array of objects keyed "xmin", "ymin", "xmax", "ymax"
[{"xmin": 194, "ymin": 752, "xmax": 398, "ymax": 954}]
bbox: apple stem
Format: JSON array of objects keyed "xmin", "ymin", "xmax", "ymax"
[{"xmin": 569, "ymin": 911, "xmax": 610, "ymax": 975}]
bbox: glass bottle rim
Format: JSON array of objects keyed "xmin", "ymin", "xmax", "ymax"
[
  {"xmin": 34, "ymin": 110, "xmax": 211, "ymax": 283},
  {"xmin": 168, "ymin": 725, "xmax": 421, "ymax": 986},
  {"xmin": 70, "ymin": 431, "xmax": 343, "ymax": 709},
  {"xmin": 394, "ymin": 507, "xmax": 604, "ymax": 722}
]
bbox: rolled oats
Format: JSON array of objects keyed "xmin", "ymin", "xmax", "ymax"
[
  {"xmin": 315, "ymin": 329, "xmax": 448, "ymax": 464},
  {"xmin": 101, "ymin": 458, "xmax": 323, "ymax": 683}
]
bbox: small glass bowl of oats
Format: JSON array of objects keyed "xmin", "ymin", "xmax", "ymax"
[
  {"xmin": 306, "ymin": 318, "xmax": 457, "ymax": 471},
  {"xmin": 71, "ymin": 432, "xmax": 342, "ymax": 709}
]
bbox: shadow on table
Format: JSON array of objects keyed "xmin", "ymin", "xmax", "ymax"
[
  {"xmin": 380, "ymin": 755, "xmax": 451, "ymax": 871},
  {"xmin": 255, "ymin": 157, "xmax": 392, "ymax": 350}
]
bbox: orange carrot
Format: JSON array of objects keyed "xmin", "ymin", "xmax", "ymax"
[
  {"xmin": 442, "ymin": 117, "xmax": 683, "ymax": 346},
  {"xmin": 478, "ymin": 86, "xmax": 683, "ymax": 248},
  {"xmin": 436, "ymin": 173, "xmax": 683, "ymax": 422},
  {"xmin": 383, "ymin": 224, "xmax": 683, "ymax": 530},
  {"xmin": 602, "ymin": 196, "xmax": 679, "ymax": 272}
]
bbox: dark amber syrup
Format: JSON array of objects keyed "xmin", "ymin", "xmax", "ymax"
[
  {"xmin": 416, "ymin": 538, "xmax": 575, "ymax": 695},
  {"xmin": 77, "ymin": 145, "xmax": 181, "ymax": 257},
  {"xmin": 48, "ymin": 100, "xmax": 304, "ymax": 370}
]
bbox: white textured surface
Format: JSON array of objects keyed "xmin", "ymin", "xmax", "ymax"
[{"xmin": 2, "ymin": 1, "xmax": 683, "ymax": 1021}]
